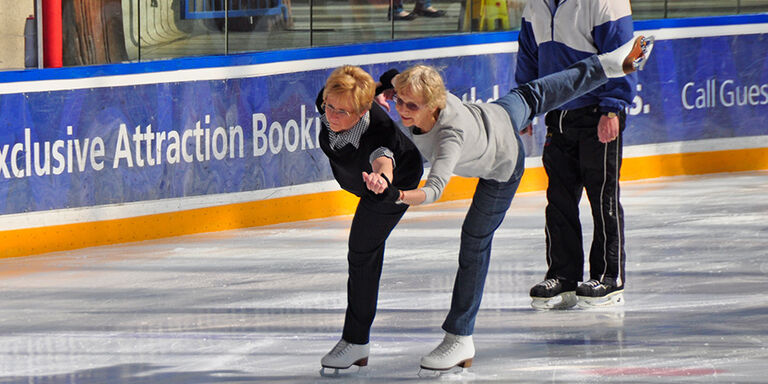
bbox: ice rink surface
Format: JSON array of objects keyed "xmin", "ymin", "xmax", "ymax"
[{"xmin": 1, "ymin": 171, "xmax": 766, "ymax": 383}]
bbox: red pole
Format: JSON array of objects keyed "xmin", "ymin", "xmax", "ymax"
[{"xmin": 42, "ymin": 0, "xmax": 63, "ymax": 68}]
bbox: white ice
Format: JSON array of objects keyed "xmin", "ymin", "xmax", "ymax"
[{"xmin": 0, "ymin": 171, "xmax": 766, "ymax": 383}]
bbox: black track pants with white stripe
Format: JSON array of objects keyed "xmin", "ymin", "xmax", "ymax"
[{"xmin": 541, "ymin": 107, "xmax": 627, "ymax": 287}]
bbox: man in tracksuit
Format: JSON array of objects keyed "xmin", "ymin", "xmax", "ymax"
[{"xmin": 516, "ymin": 0, "xmax": 637, "ymax": 309}]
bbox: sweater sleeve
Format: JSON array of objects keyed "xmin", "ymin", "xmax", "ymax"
[
  {"xmin": 421, "ymin": 125, "xmax": 464, "ymax": 204},
  {"xmin": 369, "ymin": 147, "xmax": 395, "ymax": 168}
]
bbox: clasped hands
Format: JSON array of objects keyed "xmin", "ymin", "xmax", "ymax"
[{"xmin": 362, "ymin": 172, "xmax": 401, "ymax": 203}]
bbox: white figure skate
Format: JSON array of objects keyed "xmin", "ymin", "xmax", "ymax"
[
  {"xmin": 319, "ymin": 339, "xmax": 369, "ymax": 376},
  {"xmin": 418, "ymin": 333, "xmax": 474, "ymax": 376},
  {"xmin": 599, "ymin": 35, "xmax": 656, "ymax": 78}
]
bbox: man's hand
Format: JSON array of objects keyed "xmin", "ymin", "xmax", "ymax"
[
  {"xmin": 520, "ymin": 123, "xmax": 533, "ymax": 136},
  {"xmin": 374, "ymin": 89, "xmax": 395, "ymax": 112},
  {"xmin": 374, "ymin": 94, "xmax": 389, "ymax": 112},
  {"xmin": 373, "ymin": 94, "xmax": 388, "ymax": 112},
  {"xmin": 598, "ymin": 114, "xmax": 619, "ymax": 143}
]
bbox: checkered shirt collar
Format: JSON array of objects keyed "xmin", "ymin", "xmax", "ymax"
[{"xmin": 322, "ymin": 111, "xmax": 371, "ymax": 150}]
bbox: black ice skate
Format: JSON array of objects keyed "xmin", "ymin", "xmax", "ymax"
[
  {"xmin": 576, "ymin": 279, "xmax": 625, "ymax": 308},
  {"xmin": 529, "ymin": 278, "xmax": 577, "ymax": 310}
]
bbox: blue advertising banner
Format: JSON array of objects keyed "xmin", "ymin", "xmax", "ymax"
[
  {"xmin": 0, "ymin": 53, "xmax": 518, "ymax": 216},
  {"xmin": 624, "ymin": 34, "xmax": 768, "ymax": 145},
  {"xmin": 0, "ymin": 32, "xmax": 766, "ymax": 216}
]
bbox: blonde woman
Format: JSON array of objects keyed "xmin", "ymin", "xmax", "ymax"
[
  {"xmin": 315, "ymin": 66, "xmax": 424, "ymax": 373},
  {"xmin": 367, "ymin": 35, "xmax": 653, "ymax": 371}
]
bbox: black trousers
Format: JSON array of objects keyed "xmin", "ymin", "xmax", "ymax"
[
  {"xmin": 542, "ymin": 106, "xmax": 626, "ymax": 287},
  {"xmin": 342, "ymin": 196, "xmax": 408, "ymax": 345}
]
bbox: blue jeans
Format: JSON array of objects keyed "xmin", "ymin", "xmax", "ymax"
[
  {"xmin": 441, "ymin": 55, "xmax": 609, "ymax": 336},
  {"xmin": 494, "ymin": 55, "xmax": 608, "ymax": 132},
  {"xmin": 442, "ymin": 131, "xmax": 525, "ymax": 336}
]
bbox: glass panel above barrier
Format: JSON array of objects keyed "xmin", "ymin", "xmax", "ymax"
[
  {"xmin": 59, "ymin": 0, "xmax": 131, "ymax": 66},
  {"xmin": 135, "ymin": 0, "xmax": 226, "ymax": 61},
  {"xmin": 391, "ymin": 0, "xmax": 459, "ymax": 39},
  {"xmin": 6, "ymin": 0, "xmax": 768, "ymax": 71},
  {"xmin": 665, "ymin": 0, "xmax": 740, "ymax": 18},
  {"xmin": 628, "ymin": 0, "xmax": 668, "ymax": 20},
  {"xmin": 226, "ymin": 0, "xmax": 310, "ymax": 53},
  {"xmin": 309, "ymin": 0, "xmax": 399, "ymax": 47},
  {"xmin": 1, "ymin": 1, "xmax": 36, "ymax": 70},
  {"xmin": 123, "ymin": 0, "xmax": 140, "ymax": 62},
  {"xmin": 739, "ymin": 0, "xmax": 768, "ymax": 14},
  {"xmin": 630, "ymin": 0, "xmax": 768, "ymax": 20},
  {"xmin": 388, "ymin": 0, "xmax": 523, "ymax": 39}
]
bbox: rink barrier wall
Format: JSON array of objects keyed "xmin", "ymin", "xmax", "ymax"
[
  {"xmin": 1, "ymin": 15, "xmax": 767, "ymax": 258},
  {"xmin": 3, "ymin": 141, "xmax": 767, "ymax": 258}
]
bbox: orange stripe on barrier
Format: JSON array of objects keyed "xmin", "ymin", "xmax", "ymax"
[
  {"xmin": 1, "ymin": 147, "xmax": 766, "ymax": 258},
  {"xmin": 1, "ymin": 191, "xmax": 360, "ymax": 259},
  {"xmin": 621, "ymin": 147, "xmax": 768, "ymax": 180}
]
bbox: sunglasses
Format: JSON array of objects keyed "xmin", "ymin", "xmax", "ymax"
[
  {"xmin": 393, "ymin": 94, "xmax": 422, "ymax": 112},
  {"xmin": 322, "ymin": 102, "xmax": 352, "ymax": 118}
]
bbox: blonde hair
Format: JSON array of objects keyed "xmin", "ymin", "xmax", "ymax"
[
  {"xmin": 392, "ymin": 65, "xmax": 447, "ymax": 110},
  {"xmin": 323, "ymin": 66, "xmax": 376, "ymax": 114}
]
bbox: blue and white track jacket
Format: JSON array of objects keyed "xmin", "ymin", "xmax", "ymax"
[{"xmin": 515, "ymin": 0, "xmax": 637, "ymax": 114}]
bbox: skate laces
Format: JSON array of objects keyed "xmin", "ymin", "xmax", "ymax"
[
  {"xmin": 582, "ymin": 279, "xmax": 602, "ymax": 288},
  {"xmin": 328, "ymin": 340, "xmax": 352, "ymax": 357},
  {"xmin": 540, "ymin": 278, "xmax": 560, "ymax": 289},
  {"xmin": 431, "ymin": 336, "xmax": 461, "ymax": 357}
]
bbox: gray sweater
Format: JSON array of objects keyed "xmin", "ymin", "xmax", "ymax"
[{"xmin": 412, "ymin": 93, "xmax": 520, "ymax": 204}]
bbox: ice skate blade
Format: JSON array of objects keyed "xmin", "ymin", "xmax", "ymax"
[
  {"xmin": 319, "ymin": 358, "xmax": 368, "ymax": 377},
  {"xmin": 419, "ymin": 358, "xmax": 472, "ymax": 372},
  {"xmin": 531, "ymin": 291, "xmax": 577, "ymax": 310},
  {"xmin": 418, "ymin": 360, "xmax": 472, "ymax": 378},
  {"xmin": 577, "ymin": 291, "xmax": 625, "ymax": 309}
]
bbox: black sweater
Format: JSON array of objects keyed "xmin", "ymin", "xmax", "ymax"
[{"xmin": 316, "ymin": 90, "xmax": 423, "ymax": 198}]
